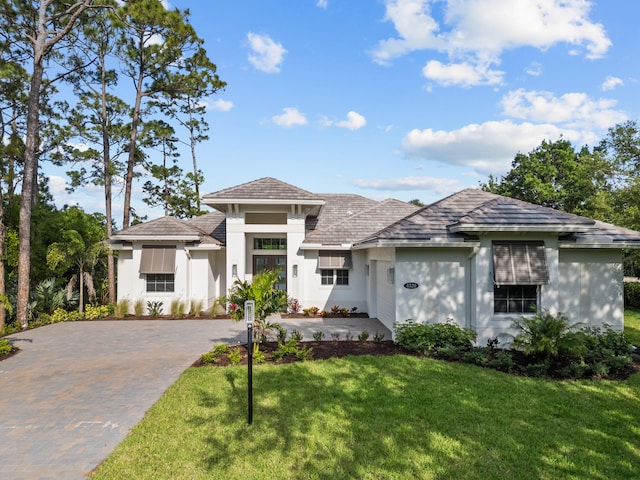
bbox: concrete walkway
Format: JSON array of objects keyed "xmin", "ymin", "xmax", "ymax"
[{"xmin": 0, "ymin": 316, "xmax": 390, "ymax": 479}]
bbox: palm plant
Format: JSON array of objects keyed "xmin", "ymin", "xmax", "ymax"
[
  {"xmin": 222, "ymin": 269, "xmax": 288, "ymax": 347},
  {"xmin": 508, "ymin": 310, "xmax": 585, "ymax": 363}
]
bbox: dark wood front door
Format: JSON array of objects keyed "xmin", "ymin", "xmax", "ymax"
[{"xmin": 253, "ymin": 255, "xmax": 287, "ymax": 290}]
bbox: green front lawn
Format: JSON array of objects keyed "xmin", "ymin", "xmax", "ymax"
[
  {"xmin": 91, "ymin": 355, "xmax": 640, "ymax": 480},
  {"xmin": 625, "ymin": 308, "xmax": 640, "ymax": 345}
]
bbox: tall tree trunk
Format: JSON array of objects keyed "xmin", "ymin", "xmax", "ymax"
[
  {"xmin": 17, "ymin": 6, "xmax": 47, "ymax": 327},
  {"xmin": 122, "ymin": 56, "xmax": 145, "ymax": 229},
  {"xmin": 101, "ymin": 59, "xmax": 116, "ymax": 304},
  {"xmin": 188, "ymin": 104, "xmax": 201, "ymax": 211}
]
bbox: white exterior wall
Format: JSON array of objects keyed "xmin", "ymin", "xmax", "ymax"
[
  {"xmin": 298, "ymin": 249, "xmax": 368, "ymax": 312},
  {"xmin": 558, "ymin": 249, "xmax": 624, "ymax": 330},
  {"xmin": 366, "ymin": 248, "xmax": 396, "ymax": 331},
  {"xmin": 116, "ymin": 243, "xmax": 189, "ymax": 314},
  {"xmin": 472, "ymin": 234, "xmax": 559, "ymax": 344},
  {"xmin": 222, "ymin": 206, "xmax": 308, "ymax": 305},
  {"xmin": 395, "ymin": 248, "xmax": 470, "ymax": 329}
]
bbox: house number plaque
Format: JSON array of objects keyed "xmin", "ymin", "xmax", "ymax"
[{"xmin": 403, "ymin": 282, "xmax": 419, "ymax": 289}]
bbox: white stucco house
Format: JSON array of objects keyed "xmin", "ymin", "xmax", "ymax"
[{"xmin": 110, "ymin": 177, "xmax": 640, "ymax": 343}]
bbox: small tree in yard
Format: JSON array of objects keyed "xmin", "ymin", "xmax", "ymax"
[{"xmin": 223, "ymin": 269, "xmax": 287, "ymax": 349}]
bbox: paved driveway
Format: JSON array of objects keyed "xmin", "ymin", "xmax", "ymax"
[
  {"xmin": 0, "ymin": 317, "xmax": 390, "ymax": 479},
  {"xmin": 0, "ymin": 320, "xmax": 245, "ymax": 480}
]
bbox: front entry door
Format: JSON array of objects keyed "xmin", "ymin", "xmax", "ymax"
[{"xmin": 253, "ymin": 255, "xmax": 287, "ymax": 290}]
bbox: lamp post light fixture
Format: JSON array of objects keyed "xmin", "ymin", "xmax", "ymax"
[{"xmin": 245, "ymin": 300, "xmax": 255, "ymax": 425}]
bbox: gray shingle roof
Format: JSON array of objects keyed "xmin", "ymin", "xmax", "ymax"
[
  {"xmin": 111, "ymin": 215, "xmax": 223, "ymax": 245},
  {"xmin": 306, "ymin": 194, "xmax": 379, "ymax": 233},
  {"xmin": 358, "ymin": 188, "xmax": 640, "ymax": 245},
  {"xmin": 202, "ymin": 177, "xmax": 323, "ymax": 202},
  {"xmin": 452, "ymin": 193, "xmax": 594, "ymax": 231},
  {"xmin": 305, "ymin": 198, "xmax": 420, "ymax": 245}
]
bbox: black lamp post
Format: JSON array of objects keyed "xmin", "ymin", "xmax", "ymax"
[{"xmin": 245, "ymin": 300, "xmax": 255, "ymax": 425}]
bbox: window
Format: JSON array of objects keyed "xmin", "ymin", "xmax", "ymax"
[
  {"xmin": 492, "ymin": 241, "xmax": 547, "ymax": 314},
  {"xmin": 321, "ymin": 269, "xmax": 349, "ymax": 286},
  {"xmin": 336, "ymin": 269, "xmax": 349, "ymax": 285},
  {"xmin": 147, "ymin": 274, "xmax": 175, "ymax": 292},
  {"xmin": 494, "ymin": 285, "xmax": 537, "ymax": 313},
  {"xmin": 253, "ymin": 238, "xmax": 287, "ymax": 250},
  {"xmin": 321, "ymin": 269, "xmax": 334, "ymax": 285}
]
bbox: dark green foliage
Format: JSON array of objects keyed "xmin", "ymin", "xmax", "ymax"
[
  {"xmin": 624, "ymin": 282, "xmax": 640, "ymax": 308},
  {"xmin": 581, "ymin": 326, "xmax": 633, "ymax": 376},
  {"xmin": 373, "ymin": 331, "xmax": 385, "ymax": 343},
  {"xmin": 394, "ymin": 319, "xmax": 477, "ymax": 354},
  {"xmin": 508, "ymin": 310, "xmax": 585, "ymax": 363},
  {"xmin": 312, "ymin": 331, "xmax": 324, "ymax": 341},
  {"xmin": 357, "ymin": 330, "xmax": 369, "ymax": 342},
  {"xmin": 462, "ymin": 348, "xmax": 488, "ymax": 366},
  {"xmin": 290, "ymin": 330, "xmax": 303, "ymax": 343},
  {"xmin": 147, "ymin": 301, "xmax": 163, "ymax": 316},
  {"xmin": 271, "ymin": 339, "xmax": 313, "ymax": 362},
  {"xmin": 487, "ymin": 351, "xmax": 515, "ymax": 372},
  {"xmin": 522, "ymin": 362, "xmax": 550, "ymax": 378}
]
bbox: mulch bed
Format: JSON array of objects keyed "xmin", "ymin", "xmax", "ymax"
[{"xmin": 192, "ymin": 340, "xmax": 416, "ymax": 367}]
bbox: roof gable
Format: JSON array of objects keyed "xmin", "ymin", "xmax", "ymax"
[{"xmin": 202, "ymin": 177, "xmax": 324, "ymax": 203}]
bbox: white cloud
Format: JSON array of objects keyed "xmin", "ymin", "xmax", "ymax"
[
  {"xmin": 48, "ymin": 175, "xmax": 68, "ymax": 196},
  {"xmin": 422, "ymin": 60, "xmax": 503, "ymax": 87},
  {"xmin": 526, "ymin": 62, "xmax": 542, "ymax": 77},
  {"xmin": 372, "ymin": 0, "xmax": 611, "ymax": 86},
  {"xmin": 401, "ymin": 120, "xmax": 590, "ymax": 175},
  {"xmin": 208, "ymin": 98, "xmax": 234, "ymax": 111},
  {"xmin": 352, "ymin": 175, "xmax": 460, "ymax": 193},
  {"xmin": 336, "ymin": 111, "xmax": 367, "ymax": 130},
  {"xmin": 602, "ymin": 76, "xmax": 623, "ymax": 91},
  {"xmin": 500, "ymin": 89, "xmax": 627, "ymax": 129},
  {"xmin": 316, "ymin": 0, "xmax": 328, "ymax": 8},
  {"xmin": 272, "ymin": 107, "xmax": 308, "ymax": 127},
  {"xmin": 321, "ymin": 111, "xmax": 367, "ymax": 130},
  {"xmin": 247, "ymin": 32, "xmax": 287, "ymax": 73}
]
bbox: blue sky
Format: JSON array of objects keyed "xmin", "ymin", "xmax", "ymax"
[{"xmin": 47, "ymin": 0, "xmax": 640, "ymax": 225}]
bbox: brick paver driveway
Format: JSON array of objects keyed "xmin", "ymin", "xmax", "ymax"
[{"xmin": 0, "ymin": 320, "xmax": 245, "ymax": 480}]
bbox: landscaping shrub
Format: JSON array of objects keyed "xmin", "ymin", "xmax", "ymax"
[
  {"xmin": 228, "ymin": 347, "xmax": 242, "ymax": 365},
  {"xmin": 272, "ymin": 338, "xmax": 313, "ymax": 361},
  {"xmin": 394, "ymin": 319, "xmax": 476, "ymax": 354},
  {"xmin": 171, "ymin": 300, "xmax": 185, "ymax": 318},
  {"xmin": 358, "ymin": 330, "xmax": 370, "ymax": 342},
  {"xmin": 0, "ymin": 338, "xmax": 12, "ymax": 355},
  {"xmin": 624, "ymin": 282, "xmax": 640, "ymax": 308},
  {"xmin": 190, "ymin": 299, "xmax": 204, "ymax": 317},
  {"xmin": 147, "ymin": 301, "xmax": 163, "ymax": 316},
  {"xmin": 373, "ymin": 331, "xmax": 385, "ymax": 342},
  {"xmin": 508, "ymin": 310, "xmax": 585, "ymax": 363},
  {"xmin": 115, "ymin": 299, "xmax": 130, "ymax": 317},
  {"xmin": 134, "ymin": 299, "xmax": 144, "ymax": 316},
  {"xmin": 312, "ymin": 331, "xmax": 325, "ymax": 341},
  {"xmin": 580, "ymin": 325, "xmax": 634, "ymax": 376},
  {"xmin": 84, "ymin": 305, "xmax": 110, "ymax": 320}
]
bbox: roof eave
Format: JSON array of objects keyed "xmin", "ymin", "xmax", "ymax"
[
  {"xmin": 560, "ymin": 240, "xmax": 640, "ymax": 249},
  {"xmin": 109, "ymin": 235, "xmax": 201, "ymax": 242},
  {"xmin": 352, "ymin": 238, "xmax": 479, "ymax": 249},
  {"xmin": 450, "ymin": 224, "xmax": 594, "ymax": 234}
]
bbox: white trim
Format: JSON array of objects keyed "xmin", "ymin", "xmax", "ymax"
[
  {"xmin": 110, "ymin": 235, "xmax": 200, "ymax": 241},
  {"xmin": 450, "ymin": 224, "xmax": 594, "ymax": 233}
]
